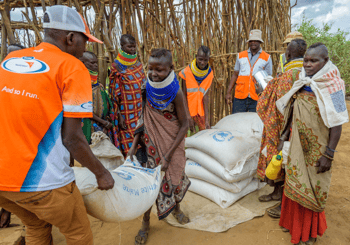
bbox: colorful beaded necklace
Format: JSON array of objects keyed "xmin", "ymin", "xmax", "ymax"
[
  {"xmin": 146, "ymin": 71, "xmax": 179, "ymax": 110},
  {"xmin": 190, "ymin": 58, "xmax": 211, "ymax": 84},
  {"xmin": 89, "ymin": 69, "xmax": 99, "ymax": 87},
  {"xmin": 115, "ymin": 49, "xmax": 137, "ymax": 71}
]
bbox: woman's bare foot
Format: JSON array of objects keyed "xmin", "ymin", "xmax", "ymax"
[
  {"xmin": 135, "ymin": 208, "xmax": 152, "ymax": 245},
  {"xmin": 135, "ymin": 220, "xmax": 150, "ymax": 245},
  {"xmin": 172, "ymin": 204, "xmax": 190, "ymax": 224}
]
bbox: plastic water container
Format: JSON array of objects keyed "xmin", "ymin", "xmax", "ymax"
[{"xmin": 265, "ymin": 152, "xmax": 283, "ymax": 180}]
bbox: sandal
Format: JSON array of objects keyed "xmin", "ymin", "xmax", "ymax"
[
  {"xmin": 135, "ymin": 221, "xmax": 150, "ymax": 245},
  {"xmin": 280, "ymin": 226, "xmax": 289, "ymax": 232},
  {"xmin": 267, "ymin": 204, "xmax": 281, "ymax": 218},
  {"xmin": 295, "ymin": 238, "xmax": 317, "ymax": 245},
  {"xmin": 258, "ymin": 193, "xmax": 281, "ymax": 202},
  {"xmin": 306, "ymin": 238, "xmax": 317, "ymax": 245},
  {"xmin": 172, "ymin": 210, "xmax": 190, "ymax": 225}
]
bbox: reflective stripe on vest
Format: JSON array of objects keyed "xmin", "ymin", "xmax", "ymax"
[
  {"xmin": 280, "ymin": 53, "xmax": 286, "ymax": 73},
  {"xmin": 235, "ymin": 50, "xmax": 270, "ymax": 101},
  {"xmin": 179, "ymin": 66, "xmax": 214, "ymax": 116},
  {"xmin": 186, "ymin": 87, "xmax": 208, "ymax": 95}
]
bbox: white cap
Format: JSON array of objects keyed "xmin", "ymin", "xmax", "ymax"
[{"xmin": 43, "ymin": 5, "xmax": 102, "ymax": 44}]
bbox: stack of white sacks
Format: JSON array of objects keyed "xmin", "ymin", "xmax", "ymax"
[{"xmin": 185, "ymin": 112, "xmax": 264, "ymax": 208}]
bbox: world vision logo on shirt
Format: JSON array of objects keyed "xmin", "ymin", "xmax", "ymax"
[
  {"xmin": 81, "ymin": 101, "xmax": 93, "ymax": 110},
  {"xmin": 1, "ymin": 56, "xmax": 50, "ymax": 74}
]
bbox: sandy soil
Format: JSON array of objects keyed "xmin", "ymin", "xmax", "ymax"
[{"xmin": 5, "ymin": 102, "xmax": 350, "ymax": 245}]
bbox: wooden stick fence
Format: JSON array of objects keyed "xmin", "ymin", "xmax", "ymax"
[{"xmin": 0, "ymin": 0, "xmax": 291, "ymax": 125}]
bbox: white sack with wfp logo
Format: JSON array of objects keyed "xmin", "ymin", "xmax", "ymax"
[
  {"xmin": 186, "ymin": 148, "xmax": 258, "ymax": 183},
  {"xmin": 185, "ymin": 160, "xmax": 254, "ymax": 193},
  {"xmin": 185, "ymin": 129, "xmax": 261, "ymax": 171},
  {"xmin": 211, "ymin": 112, "xmax": 264, "ymax": 137},
  {"xmin": 73, "ymin": 157, "xmax": 161, "ymax": 222},
  {"xmin": 188, "ymin": 178, "xmax": 262, "ymax": 209}
]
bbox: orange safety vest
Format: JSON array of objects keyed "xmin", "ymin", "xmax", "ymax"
[
  {"xmin": 179, "ymin": 66, "xmax": 214, "ymax": 117},
  {"xmin": 235, "ymin": 50, "xmax": 270, "ymax": 101}
]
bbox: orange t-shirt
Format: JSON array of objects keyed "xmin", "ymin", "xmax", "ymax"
[{"xmin": 0, "ymin": 42, "xmax": 93, "ymax": 192}]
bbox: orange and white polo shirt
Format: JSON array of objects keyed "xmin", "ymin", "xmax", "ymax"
[{"xmin": 0, "ymin": 42, "xmax": 93, "ymax": 192}]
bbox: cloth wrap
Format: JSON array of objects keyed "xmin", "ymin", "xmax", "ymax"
[
  {"xmin": 135, "ymin": 71, "xmax": 190, "ymax": 220},
  {"xmin": 277, "ymin": 61, "xmax": 349, "ymax": 128}
]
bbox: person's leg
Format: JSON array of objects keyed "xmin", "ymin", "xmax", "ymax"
[
  {"xmin": 231, "ymin": 98, "xmax": 235, "ymax": 114},
  {"xmin": 247, "ymin": 97, "xmax": 258, "ymax": 112},
  {"xmin": 173, "ymin": 202, "xmax": 190, "ymax": 224},
  {"xmin": 58, "ymin": 182, "xmax": 93, "ymax": 245},
  {"xmin": 259, "ymin": 180, "xmax": 284, "ymax": 202},
  {"xmin": 5, "ymin": 182, "xmax": 93, "ymax": 245},
  {"xmin": 192, "ymin": 115, "xmax": 206, "ymax": 131},
  {"xmin": 0, "ymin": 193, "xmax": 53, "ymax": 245},
  {"xmin": 266, "ymin": 181, "xmax": 284, "ymax": 218},
  {"xmin": 233, "ymin": 98, "xmax": 248, "ymax": 113},
  {"xmin": 135, "ymin": 207, "xmax": 152, "ymax": 245}
]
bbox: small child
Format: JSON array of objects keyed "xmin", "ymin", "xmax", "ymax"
[
  {"xmin": 128, "ymin": 48, "xmax": 190, "ymax": 245},
  {"xmin": 179, "ymin": 45, "xmax": 213, "ymax": 132}
]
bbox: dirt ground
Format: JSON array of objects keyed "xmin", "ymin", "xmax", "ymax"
[{"xmin": 5, "ymin": 102, "xmax": 350, "ymax": 245}]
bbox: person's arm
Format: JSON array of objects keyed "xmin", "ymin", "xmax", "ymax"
[
  {"xmin": 162, "ymin": 89, "xmax": 189, "ymax": 171},
  {"xmin": 203, "ymin": 89, "xmax": 210, "ymax": 129},
  {"xmin": 127, "ymin": 133, "xmax": 141, "ymax": 161},
  {"xmin": 117, "ymin": 107, "xmax": 127, "ymax": 129},
  {"xmin": 276, "ymin": 102, "xmax": 295, "ymax": 152},
  {"xmin": 62, "ymin": 117, "xmax": 114, "ymax": 190},
  {"xmin": 110, "ymin": 73, "xmax": 127, "ymax": 130},
  {"xmin": 316, "ymin": 125, "xmax": 342, "ymax": 174},
  {"xmin": 92, "ymin": 114, "xmax": 112, "ymax": 130},
  {"xmin": 181, "ymin": 77, "xmax": 195, "ymax": 132},
  {"xmin": 225, "ymin": 71, "xmax": 239, "ymax": 104},
  {"xmin": 265, "ymin": 56, "xmax": 273, "ymax": 76}
]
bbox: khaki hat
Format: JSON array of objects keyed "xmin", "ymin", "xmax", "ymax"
[
  {"xmin": 246, "ymin": 29, "xmax": 264, "ymax": 43},
  {"xmin": 283, "ymin": 31, "xmax": 303, "ymax": 44}
]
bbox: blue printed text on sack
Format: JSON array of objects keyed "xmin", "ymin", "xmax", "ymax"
[{"xmin": 123, "ymin": 184, "xmax": 140, "ymax": 196}]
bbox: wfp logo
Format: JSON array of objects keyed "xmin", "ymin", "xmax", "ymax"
[
  {"xmin": 1, "ymin": 56, "xmax": 50, "ymax": 74},
  {"xmin": 212, "ymin": 131, "xmax": 234, "ymax": 142}
]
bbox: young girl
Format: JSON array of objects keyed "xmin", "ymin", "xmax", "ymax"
[
  {"xmin": 109, "ymin": 34, "xmax": 146, "ymax": 157},
  {"xmin": 128, "ymin": 48, "xmax": 190, "ymax": 245}
]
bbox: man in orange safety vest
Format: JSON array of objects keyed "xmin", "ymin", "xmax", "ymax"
[{"xmin": 225, "ymin": 29, "xmax": 272, "ymax": 113}]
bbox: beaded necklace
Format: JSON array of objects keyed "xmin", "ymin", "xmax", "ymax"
[
  {"xmin": 89, "ymin": 69, "xmax": 99, "ymax": 87},
  {"xmin": 146, "ymin": 71, "xmax": 179, "ymax": 110},
  {"xmin": 190, "ymin": 59, "xmax": 211, "ymax": 84},
  {"xmin": 115, "ymin": 48, "xmax": 137, "ymax": 71}
]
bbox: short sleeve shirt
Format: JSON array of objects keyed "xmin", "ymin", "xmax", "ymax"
[
  {"xmin": 0, "ymin": 42, "xmax": 93, "ymax": 192},
  {"xmin": 234, "ymin": 48, "xmax": 273, "ymax": 76}
]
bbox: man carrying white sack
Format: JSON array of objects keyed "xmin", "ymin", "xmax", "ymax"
[
  {"xmin": 0, "ymin": 6, "xmax": 114, "ymax": 245},
  {"xmin": 276, "ymin": 43, "xmax": 348, "ymax": 245}
]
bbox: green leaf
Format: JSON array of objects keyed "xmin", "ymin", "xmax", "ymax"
[{"xmin": 295, "ymin": 16, "xmax": 350, "ymax": 94}]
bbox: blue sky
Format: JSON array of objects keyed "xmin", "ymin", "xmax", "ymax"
[{"xmin": 291, "ymin": 0, "xmax": 350, "ymax": 33}]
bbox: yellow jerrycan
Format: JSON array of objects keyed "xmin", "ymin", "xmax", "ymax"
[{"xmin": 265, "ymin": 151, "xmax": 283, "ymax": 180}]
